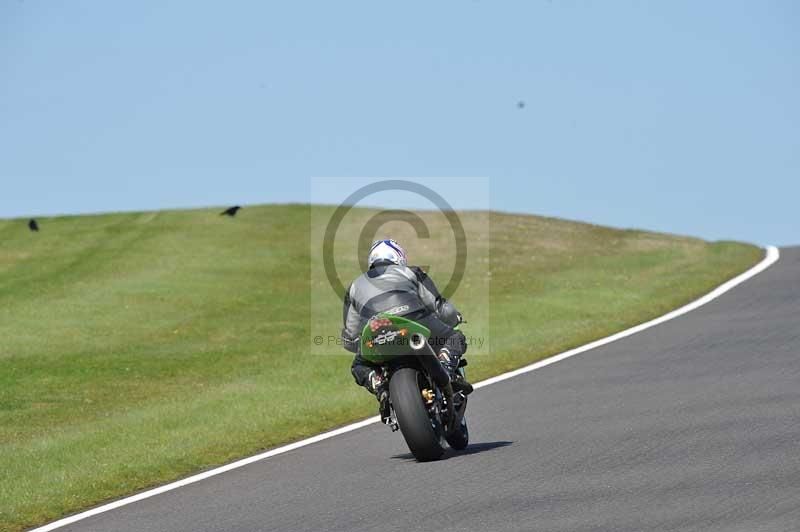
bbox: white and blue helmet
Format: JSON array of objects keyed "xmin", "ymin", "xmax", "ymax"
[{"xmin": 368, "ymin": 239, "xmax": 408, "ymax": 268}]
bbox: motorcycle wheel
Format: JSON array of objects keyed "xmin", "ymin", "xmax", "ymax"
[
  {"xmin": 446, "ymin": 417, "xmax": 469, "ymax": 450},
  {"xmin": 389, "ymin": 367, "xmax": 445, "ymax": 461}
]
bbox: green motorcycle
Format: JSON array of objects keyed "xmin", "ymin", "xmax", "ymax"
[{"xmin": 360, "ymin": 314, "xmax": 470, "ymax": 461}]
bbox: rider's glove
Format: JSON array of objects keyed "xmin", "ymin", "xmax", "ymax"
[{"xmin": 341, "ymin": 329, "xmax": 360, "ymax": 353}]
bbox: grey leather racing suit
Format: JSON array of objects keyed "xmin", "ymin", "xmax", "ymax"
[{"xmin": 341, "ymin": 261, "xmax": 467, "ymax": 389}]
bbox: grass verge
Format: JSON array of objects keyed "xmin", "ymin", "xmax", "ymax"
[{"xmin": 0, "ymin": 205, "xmax": 762, "ymax": 531}]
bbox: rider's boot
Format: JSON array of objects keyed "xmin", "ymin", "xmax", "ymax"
[
  {"xmin": 368, "ymin": 370, "xmax": 391, "ymax": 418},
  {"xmin": 451, "ymin": 371, "xmax": 473, "ymax": 395},
  {"xmin": 438, "ymin": 348, "xmax": 473, "ymax": 395}
]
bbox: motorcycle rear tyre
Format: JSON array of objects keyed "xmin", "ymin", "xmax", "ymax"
[{"xmin": 390, "ymin": 367, "xmax": 445, "ymax": 461}]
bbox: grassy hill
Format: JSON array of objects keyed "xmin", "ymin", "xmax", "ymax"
[{"xmin": 0, "ymin": 205, "xmax": 761, "ymax": 531}]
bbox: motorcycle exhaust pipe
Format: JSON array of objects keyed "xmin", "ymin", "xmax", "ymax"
[
  {"xmin": 410, "ymin": 332, "xmax": 456, "ymax": 430},
  {"xmin": 409, "ymin": 333, "xmax": 452, "ymax": 391},
  {"xmin": 409, "ymin": 332, "xmax": 427, "ymax": 350}
]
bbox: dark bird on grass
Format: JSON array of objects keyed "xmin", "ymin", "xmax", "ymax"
[
  {"xmin": 28, "ymin": 219, "xmax": 39, "ymax": 232},
  {"xmin": 220, "ymin": 206, "xmax": 242, "ymax": 217}
]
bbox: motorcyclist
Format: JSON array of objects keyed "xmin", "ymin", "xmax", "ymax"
[{"xmin": 341, "ymin": 238, "xmax": 473, "ymax": 405}]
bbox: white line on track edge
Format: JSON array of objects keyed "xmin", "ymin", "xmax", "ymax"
[{"xmin": 30, "ymin": 245, "xmax": 780, "ymax": 532}]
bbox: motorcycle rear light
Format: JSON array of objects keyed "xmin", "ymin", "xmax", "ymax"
[{"xmin": 369, "ymin": 317, "xmax": 392, "ymax": 332}]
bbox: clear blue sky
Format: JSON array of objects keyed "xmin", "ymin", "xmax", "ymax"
[{"xmin": 2, "ymin": 1, "xmax": 797, "ymax": 245}]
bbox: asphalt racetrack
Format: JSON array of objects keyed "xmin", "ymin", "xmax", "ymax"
[{"xmin": 53, "ymin": 247, "xmax": 799, "ymax": 532}]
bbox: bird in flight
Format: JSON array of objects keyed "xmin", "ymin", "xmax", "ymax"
[
  {"xmin": 517, "ymin": 100, "xmax": 526, "ymax": 109},
  {"xmin": 220, "ymin": 206, "xmax": 242, "ymax": 217},
  {"xmin": 28, "ymin": 219, "xmax": 39, "ymax": 232}
]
